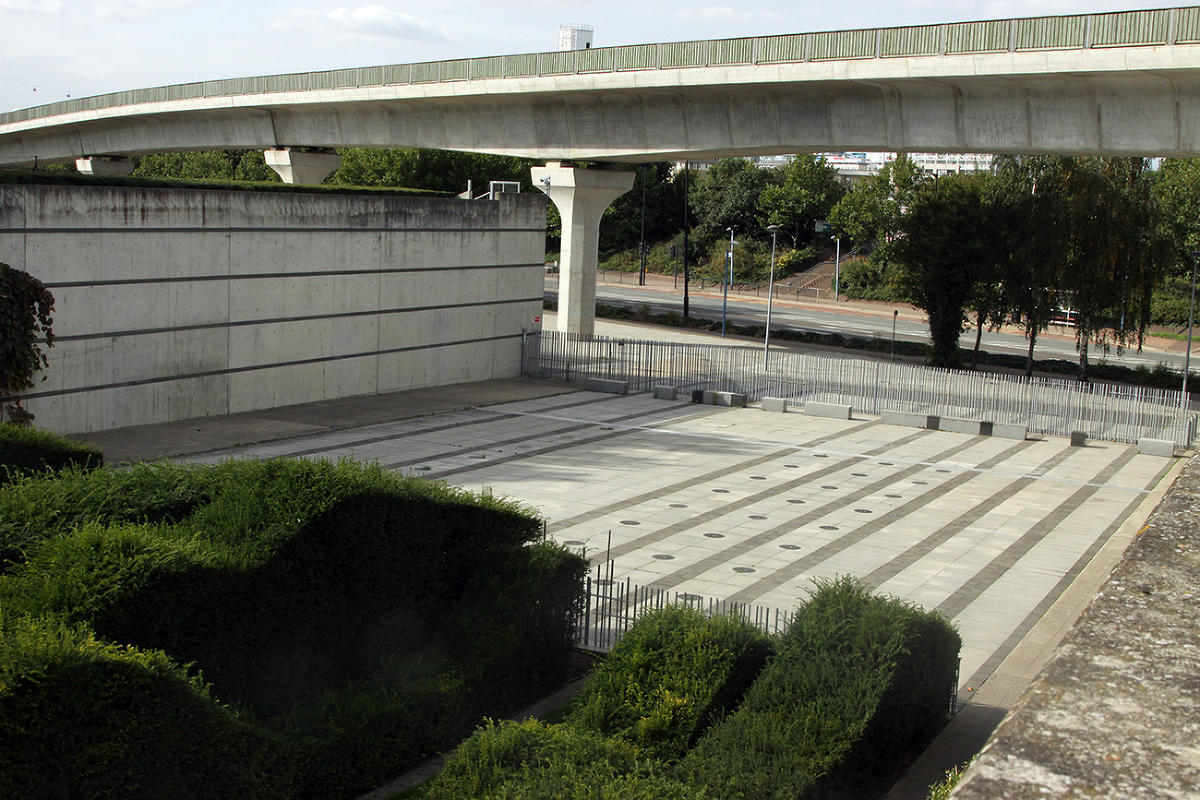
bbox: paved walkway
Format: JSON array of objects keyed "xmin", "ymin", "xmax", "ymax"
[{"xmin": 70, "ymin": 317, "xmax": 1185, "ymax": 799}]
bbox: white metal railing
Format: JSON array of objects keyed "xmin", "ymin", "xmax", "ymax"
[{"xmin": 524, "ymin": 330, "xmax": 1197, "ymax": 448}]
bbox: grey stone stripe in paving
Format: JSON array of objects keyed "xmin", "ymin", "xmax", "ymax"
[
  {"xmin": 631, "ymin": 429, "xmax": 965, "ymax": 581},
  {"xmin": 381, "ymin": 399, "xmax": 698, "ymax": 471},
  {"xmin": 858, "ymin": 443, "xmax": 1080, "ymax": 592},
  {"xmin": 934, "ymin": 445, "xmax": 1140, "ymax": 620},
  {"xmin": 953, "ymin": 457, "xmax": 1176, "ymax": 705},
  {"xmin": 547, "ymin": 419, "xmax": 881, "ymax": 534},
  {"xmin": 419, "ymin": 402, "xmax": 721, "ymax": 479},
  {"xmin": 252, "ymin": 391, "xmax": 610, "ymax": 459},
  {"xmin": 723, "ymin": 438, "xmax": 1041, "ymax": 604}
]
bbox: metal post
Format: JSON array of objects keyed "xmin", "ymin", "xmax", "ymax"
[
  {"xmin": 682, "ymin": 163, "xmax": 691, "ymax": 318},
  {"xmin": 833, "ymin": 236, "xmax": 841, "ymax": 302},
  {"xmin": 891, "ymin": 309, "xmax": 898, "ymax": 359},
  {"xmin": 765, "ymin": 224, "xmax": 780, "ymax": 367},
  {"xmin": 638, "ymin": 169, "xmax": 647, "ymax": 286},
  {"xmin": 1183, "ymin": 251, "xmax": 1199, "ymax": 409},
  {"xmin": 723, "ymin": 227, "xmax": 735, "ymax": 337}
]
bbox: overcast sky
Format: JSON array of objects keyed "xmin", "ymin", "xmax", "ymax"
[{"xmin": 0, "ymin": 1, "xmax": 1184, "ymax": 113}]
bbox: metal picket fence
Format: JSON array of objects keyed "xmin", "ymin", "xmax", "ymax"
[
  {"xmin": 574, "ymin": 560, "xmax": 795, "ymax": 653},
  {"xmin": 523, "ymin": 330, "xmax": 1197, "ymax": 448}
]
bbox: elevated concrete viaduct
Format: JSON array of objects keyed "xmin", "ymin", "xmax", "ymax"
[{"xmin": 6, "ymin": 7, "xmax": 1200, "ymax": 335}]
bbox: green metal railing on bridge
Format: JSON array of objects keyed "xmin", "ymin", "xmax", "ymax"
[{"xmin": 4, "ymin": 7, "xmax": 1200, "ymax": 128}]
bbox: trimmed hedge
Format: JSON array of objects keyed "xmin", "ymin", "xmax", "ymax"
[
  {"xmin": 423, "ymin": 719, "xmax": 705, "ymax": 800},
  {"xmin": 0, "ymin": 424, "xmax": 102, "ymax": 485},
  {"xmin": 0, "ymin": 612, "xmax": 293, "ymax": 800},
  {"xmin": 681, "ymin": 577, "xmax": 961, "ymax": 800},
  {"xmin": 568, "ymin": 605, "xmax": 773, "ymax": 761},
  {"xmin": 0, "ymin": 458, "xmax": 586, "ymax": 798}
]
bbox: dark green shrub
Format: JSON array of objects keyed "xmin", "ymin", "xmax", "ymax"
[
  {"xmin": 424, "ymin": 719, "xmax": 705, "ymax": 800},
  {"xmin": 0, "ymin": 612, "xmax": 293, "ymax": 800},
  {"xmin": 682, "ymin": 577, "xmax": 960, "ymax": 800},
  {"xmin": 0, "ymin": 461, "xmax": 207, "ymax": 570},
  {"xmin": 0, "ymin": 424, "xmax": 102, "ymax": 484},
  {"xmin": 568, "ymin": 606, "xmax": 773, "ymax": 761},
  {"xmin": 0, "ymin": 457, "xmax": 585, "ymax": 797}
]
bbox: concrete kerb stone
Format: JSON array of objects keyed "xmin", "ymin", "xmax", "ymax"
[
  {"xmin": 761, "ymin": 396, "xmax": 789, "ymax": 413},
  {"xmin": 1137, "ymin": 437, "xmax": 1175, "ymax": 457},
  {"xmin": 804, "ymin": 401, "xmax": 852, "ymax": 420},
  {"xmin": 586, "ymin": 378, "xmax": 629, "ymax": 394}
]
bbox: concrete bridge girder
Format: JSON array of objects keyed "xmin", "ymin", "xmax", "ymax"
[{"xmin": 532, "ymin": 163, "xmax": 635, "ymax": 336}]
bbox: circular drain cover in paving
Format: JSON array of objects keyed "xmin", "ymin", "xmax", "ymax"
[
  {"xmin": 704, "ymin": 532, "xmax": 725, "ymax": 538},
  {"xmin": 879, "ymin": 462, "xmax": 893, "ymax": 466},
  {"xmin": 852, "ymin": 472, "xmax": 867, "ymax": 477},
  {"xmin": 670, "ymin": 503, "xmax": 688, "ymax": 508},
  {"xmin": 822, "ymin": 485, "xmax": 839, "ymax": 490},
  {"xmin": 469, "ymin": 454, "xmax": 487, "ymax": 460},
  {"xmin": 913, "ymin": 480, "xmax": 929, "ymax": 485},
  {"xmin": 601, "ymin": 426, "xmax": 614, "ymax": 430},
  {"xmin": 788, "ymin": 498, "xmax": 806, "ymax": 504},
  {"xmin": 748, "ymin": 514, "xmax": 767, "ymax": 520},
  {"xmin": 820, "ymin": 525, "xmax": 839, "ymax": 530},
  {"xmin": 779, "ymin": 544, "xmax": 801, "ymax": 550},
  {"xmin": 885, "ymin": 493, "xmax": 902, "ymax": 499},
  {"xmin": 733, "ymin": 566, "xmax": 756, "ymax": 573},
  {"xmin": 814, "ymin": 453, "xmax": 828, "ymax": 458},
  {"xmin": 785, "ymin": 464, "xmax": 799, "ymax": 468},
  {"xmin": 751, "ymin": 475, "xmax": 767, "ymax": 480},
  {"xmin": 712, "ymin": 488, "xmax": 730, "ymax": 493},
  {"xmin": 563, "ymin": 540, "xmax": 585, "ymax": 546},
  {"xmin": 653, "ymin": 553, "xmax": 675, "ymax": 560},
  {"xmin": 620, "ymin": 520, "xmax": 640, "ymax": 526},
  {"xmin": 937, "ymin": 468, "xmax": 951, "ymax": 473},
  {"xmin": 855, "ymin": 508, "xmax": 873, "ymax": 514}
]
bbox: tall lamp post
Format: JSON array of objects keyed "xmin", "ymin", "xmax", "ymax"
[
  {"xmin": 833, "ymin": 236, "xmax": 841, "ymax": 302},
  {"xmin": 722, "ymin": 227, "xmax": 736, "ymax": 337},
  {"xmin": 764, "ymin": 224, "xmax": 780, "ymax": 367},
  {"xmin": 1182, "ymin": 250, "xmax": 1199, "ymax": 409}
]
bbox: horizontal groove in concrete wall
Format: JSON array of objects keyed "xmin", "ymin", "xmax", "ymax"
[
  {"xmin": 41, "ymin": 262, "xmax": 544, "ymax": 288},
  {"xmin": 0, "ymin": 226, "xmax": 545, "ymax": 235},
  {"xmin": 51, "ymin": 296, "xmax": 542, "ymax": 341},
  {"xmin": 13, "ymin": 333, "xmax": 523, "ymax": 401}
]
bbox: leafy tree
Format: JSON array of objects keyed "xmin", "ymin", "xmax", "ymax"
[
  {"xmin": 328, "ymin": 147, "xmax": 535, "ymax": 193},
  {"xmin": 688, "ymin": 158, "xmax": 778, "ymax": 248},
  {"xmin": 894, "ymin": 173, "xmax": 991, "ymax": 368},
  {"xmin": 0, "ymin": 264, "xmax": 55, "ymax": 425},
  {"xmin": 828, "ymin": 153, "xmax": 926, "ymax": 257},
  {"xmin": 757, "ymin": 154, "xmax": 845, "ymax": 249},
  {"xmin": 599, "ymin": 162, "xmax": 684, "ymax": 256}
]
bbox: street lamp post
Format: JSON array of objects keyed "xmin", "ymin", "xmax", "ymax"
[
  {"xmin": 1182, "ymin": 250, "xmax": 1199, "ymax": 408},
  {"xmin": 722, "ymin": 227, "xmax": 736, "ymax": 337},
  {"xmin": 764, "ymin": 224, "xmax": 780, "ymax": 367},
  {"xmin": 833, "ymin": 236, "xmax": 841, "ymax": 302},
  {"xmin": 891, "ymin": 310, "xmax": 898, "ymax": 360}
]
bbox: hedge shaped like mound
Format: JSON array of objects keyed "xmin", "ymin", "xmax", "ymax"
[
  {"xmin": 0, "ymin": 458, "xmax": 587, "ymax": 798},
  {"xmin": 0, "ymin": 613, "xmax": 293, "ymax": 800},
  {"xmin": 423, "ymin": 718, "xmax": 706, "ymax": 800},
  {"xmin": 681, "ymin": 577, "xmax": 961, "ymax": 800},
  {"xmin": 568, "ymin": 605, "xmax": 774, "ymax": 761},
  {"xmin": 0, "ymin": 423, "xmax": 102, "ymax": 485}
]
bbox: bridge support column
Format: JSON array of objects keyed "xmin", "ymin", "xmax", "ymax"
[
  {"xmin": 264, "ymin": 147, "xmax": 342, "ymax": 184},
  {"xmin": 532, "ymin": 162, "xmax": 634, "ymax": 336},
  {"xmin": 75, "ymin": 156, "xmax": 134, "ymax": 176}
]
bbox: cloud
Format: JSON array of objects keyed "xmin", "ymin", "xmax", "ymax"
[
  {"xmin": 279, "ymin": 5, "xmax": 449, "ymax": 42},
  {"xmin": 92, "ymin": 0, "xmax": 196, "ymax": 20},
  {"xmin": 0, "ymin": 0, "xmax": 63, "ymax": 12}
]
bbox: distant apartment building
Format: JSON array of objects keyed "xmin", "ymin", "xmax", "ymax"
[{"xmin": 677, "ymin": 152, "xmax": 994, "ymax": 181}]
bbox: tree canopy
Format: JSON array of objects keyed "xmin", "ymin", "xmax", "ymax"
[{"xmin": 0, "ymin": 264, "xmax": 55, "ymax": 425}]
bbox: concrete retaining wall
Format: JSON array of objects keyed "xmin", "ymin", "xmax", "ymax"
[{"xmin": 0, "ymin": 183, "xmax": 546, "ymax": 433}]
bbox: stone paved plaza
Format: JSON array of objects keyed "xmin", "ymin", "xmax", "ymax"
[{"xmin": 185, "ymin": 389, "xmax": 1174, "ymax": 697}]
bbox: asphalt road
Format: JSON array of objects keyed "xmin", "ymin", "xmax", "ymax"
[{"xmin": 546, "ymin": 279, "xmax": 1187, "ymax": 372}]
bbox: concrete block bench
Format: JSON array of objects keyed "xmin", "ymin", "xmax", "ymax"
[
  {"xmin": 586, "ymin": 378, "xmax": 628, "ymax": 394},
  {"xmin": 804, "ymin": 401, "xmax": 852, "ymax": 420},
  {"xmin": 940, "ymin": 417, "xmax": 991, "ymax": 436},
  {"xmin": 1070, "ymin": 431, "xmax": 1089, "ymax": 447},
  {"xmin": 1137, "ymin": 438, "xmax": 1175, "ymax": 457},
  {"xmin": 760, "ymin": 396, "xmax": 789, "ymax": 413},
  {"xmin": 993, "ymin": 423, "xmax": 1028, "ymax": 441},
  {"xmin": 880, "ymin": 409, "xmax": 936, "ymax": 429},
  {"xmin": 653, "ymin": 384, "xmax": 676, "ymax": 400},
  {"xmin": 714, "ymin": 391, "xmax": 748, "ymax": 407}
]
